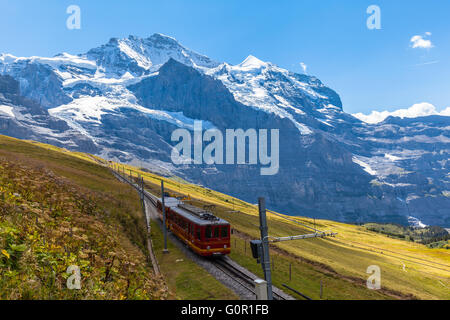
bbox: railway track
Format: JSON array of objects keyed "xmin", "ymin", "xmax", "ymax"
[
  {"xmin": 110, "ymin": 170, "xmax": 161, "ymax": 275},
  {"xmin": 111, "ymin": 169, "xmax": 293, "ymax": 300},
  {"xmin": 212, "ymin": 257, "xmax": 288, "ymax": 300},
  {"xmin": 212, "ymin": 258, "xmax": 257, "ymax": 298}
]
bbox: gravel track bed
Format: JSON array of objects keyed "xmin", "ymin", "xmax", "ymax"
[
  {"xmin": 145, "ymin": 199, "xmax": 257, "ymax": 300},
  {"xmin": 112, "ymin": 170, "xmax": 294, "ymax": 300}
]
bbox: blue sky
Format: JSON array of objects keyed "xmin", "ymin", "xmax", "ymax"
[{"xmin": 0, "ymin": 0, "xmax": 449, "ymax": 114}]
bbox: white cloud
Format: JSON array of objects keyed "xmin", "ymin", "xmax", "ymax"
[
  {"xmin": 299, "ymin": 62, "xmax": 307, "ymax": 74},
  {"xmin": 413, "ymin": 60, "xmax": 439, "ymax": 67},
  {"xmin": 410, "ymin": 33, "xmax": 434, "ymax": 49},
  {"xmin": 353, "ymin": 102, "xmax": 450, "ymax": 124}
]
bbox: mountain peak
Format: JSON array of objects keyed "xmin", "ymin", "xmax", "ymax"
[
  {"xmin": 237, "ymin": 55, "xmax": 268, "ymax": 70},
  {"xmin": 148, "ymin": 33, "xmax": 179, "ymax": 42},
  {"xmin": 85, "ymin": 33, "xmax": 219, "ymax": 76},
  {"xmin": 127, "ymin": 35, "xmax": 140, "ymax": 41},
  {"xmin": 108, "ymin": 37, "xmax": 120, "ymax": 44},
  {"xmin": 100, "ymin": 34, "xmax": 181, "ymax": 51}
]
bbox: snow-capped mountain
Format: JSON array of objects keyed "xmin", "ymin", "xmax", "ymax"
[
  {"xmin": 0, "ymin": 33, "xmax": 448, "ymax": 227},
  {"xmin": 86, "ymin": 34, "xmax": 220, "ymax": 77}
]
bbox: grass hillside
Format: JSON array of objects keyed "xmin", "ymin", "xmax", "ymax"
[
  {"xmin": 364, "ymin": 223, "xmax": 450, "ymax": 248},
  {"xmin": 0, "ymin": 135, "xmax": 240, "ymax": 300},
  {"xmin": 1, "ymin": 134, "xmax": 448, "ymax": 300},
  {"xmin": 0, "ymin": 135, "xmax": 169, "ymax": 299},
  {"xmin": 110, "ymin": 161, "xmax": 450, "ymax": 300}
]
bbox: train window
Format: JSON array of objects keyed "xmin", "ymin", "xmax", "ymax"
[
  {"xmin": 197, "ymin": 229, "xmax": 201, "ymax": 240},
  {"xmin": 221, "ymin": 226, "xmax": 228, "ymax": 238},
  {"xmin": 214, "ymin": 227, "xmax": 220, "ymax": 238},
  {"xmin": 205, "ymin": 226, "xmax": 212, "ymax": 239}
]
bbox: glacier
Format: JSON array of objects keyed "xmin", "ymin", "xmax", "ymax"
[{"xmin": 0, "ymin": 33, "xmax": 449, "ymax": 227}]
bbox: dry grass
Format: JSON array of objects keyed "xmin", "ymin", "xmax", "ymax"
[
  {"xmin": 111, "ymin": 161, "xmax": 450, "ymax": 300},
  {"xmin": 0, "ymin": 135, "xmax": 168, "ymax": 300},
  {"xmin": 2, "ymin": 134, "xmax": 447, "ymax": 300}
]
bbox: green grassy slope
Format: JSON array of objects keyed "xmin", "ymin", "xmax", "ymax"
[
  {"xmin": 0, "ymin": 135, "xmax": 235, "ymax": 300},
  {"xmin": 0, "ymin": 135, "xmax": 168, "ymax": 299},
  {"xmin": 112, "ymin": 161, "xmax": 450, "ymax": 300},
  {"xmin": 2, "ymin": 134, "xmax": 448, "ymax": 300},
  {"xmin": 150, "ymin": 220, "xmax": 238, "ymax": 300}
]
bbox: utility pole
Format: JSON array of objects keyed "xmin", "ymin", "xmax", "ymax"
[
  {"xmin": 161, "ymin": 181, "xmax": 169, "ymax": 254},
  {"xmin": 140, "ymin": 176, "xmax": 146, "ymax": 229},
  {"xmin": 250, "ymin": 198, "xmax": 337, "ymax": 301},
  {"xmin": 140, "ymin": 176, "xmax": 144, "ymax": 201},
  {"xmin": 258, "ymin": 197, "xmax": 273, "ymax": 300}
]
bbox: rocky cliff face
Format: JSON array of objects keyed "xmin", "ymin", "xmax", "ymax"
[
  {"xmin": 0, "ymin": 74, "xmax": 97, "ymax": 152},
  {"xmin": 0, "ymin": 34, "xmax": 448, "ymax": 226}
]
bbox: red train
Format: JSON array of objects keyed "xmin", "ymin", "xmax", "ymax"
[{"xmin": 155, "ymin": 197, "xmax": 231, "ymax": 257}]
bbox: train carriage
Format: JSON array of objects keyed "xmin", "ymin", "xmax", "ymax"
[{"xmin": 156, "ymin": 197, "xmax": 231, "ymax": 257}]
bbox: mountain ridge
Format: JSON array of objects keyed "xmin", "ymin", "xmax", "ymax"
[{"xmin": 0, "ymin": 33, "xmax": 448, "ymax": 227}]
